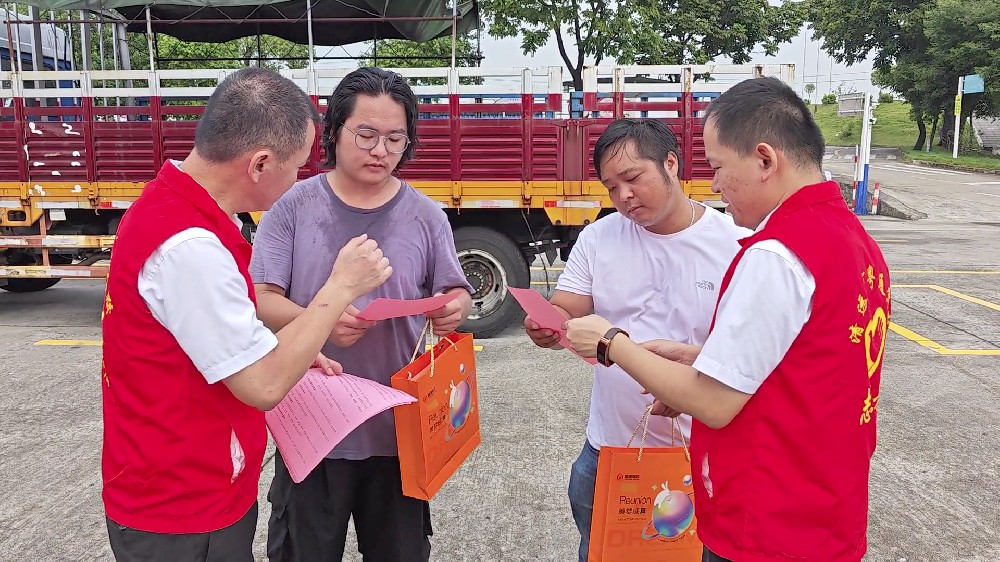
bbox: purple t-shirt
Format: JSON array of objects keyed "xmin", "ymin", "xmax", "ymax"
[{"xmin": 249, "ymin": 173, "xmax": 472, "ymax": 460}]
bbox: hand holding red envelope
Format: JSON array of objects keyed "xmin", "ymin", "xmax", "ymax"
[
  {"xmin": 507, "ymin": 286, "xmax": 598, "ymax": 365},
  {"xmin": 356, "ymin": 292, "xmax": 460, "ymax": 322}
]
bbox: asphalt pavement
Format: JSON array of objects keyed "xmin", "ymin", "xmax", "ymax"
[{"xmin": 1, "ymin": 162, "xmax": 999, "ymax": 560}]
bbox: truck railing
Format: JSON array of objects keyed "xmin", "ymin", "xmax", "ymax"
[{"xmin": 2, "ymin": 63, "xmax": 796, "ymax": 283}]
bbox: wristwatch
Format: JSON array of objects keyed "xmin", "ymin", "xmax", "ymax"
[{"xmin": 597, "ymin": 327, "xmax": 629, "ymax": 367}]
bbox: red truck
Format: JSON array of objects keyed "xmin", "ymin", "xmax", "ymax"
[{"xmin": 0, "ymin": 29, "xmax": 795, "ymax": 336}]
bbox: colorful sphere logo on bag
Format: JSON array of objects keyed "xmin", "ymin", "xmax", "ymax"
[
  {"xmin": 445, "ymin": 379, "xmax": 472, "ymax": 440},
  {"xmin": 641, "ymin": 479, "xmax": 695, "ymax": 541}
]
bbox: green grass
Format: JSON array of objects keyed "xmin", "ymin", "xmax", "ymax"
[
  {"xmin": 811, "ymin": 101, "xmax": 1000, "ymax": 172},
  {"xmin": 812, "ymin": 102, "xmax": 919, "ymax": 149},
  {"xmin": 903, "ymin": 147, "xmax": 1000, "ymax": 171}
]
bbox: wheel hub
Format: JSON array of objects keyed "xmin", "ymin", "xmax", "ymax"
[{"xmin": 458, "ymin": 249, "xmax": 509, "ymax": 321}]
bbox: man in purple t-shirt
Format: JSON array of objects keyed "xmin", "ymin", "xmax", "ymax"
[{"xmin": 249, "ymin": 67, "xmax": 473, "ymax": 562}]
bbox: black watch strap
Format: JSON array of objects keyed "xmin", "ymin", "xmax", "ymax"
[{"xmin": 597, "ymin": 327, "xmax": 628, "ymax": 367}]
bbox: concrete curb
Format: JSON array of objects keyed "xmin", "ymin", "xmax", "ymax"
[
  {"xmin": 877, "ymin": 192, "xmax": 928, "ymax": 220},
  {"xmin": 832, "ymin": 176, "xmax": 927, "ymax": 220},
  {"xmin": 904, "ymin": 157, "xmax": 1000, "ymax": 176}
]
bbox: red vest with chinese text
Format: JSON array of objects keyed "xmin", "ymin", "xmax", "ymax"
[
  {"xmin": 101, "ymin": 162, "xmax": 266, "ymax": 533},
  {"xmin": 691, "ymin": 181, "xmax": 890, "ymax": 561}
]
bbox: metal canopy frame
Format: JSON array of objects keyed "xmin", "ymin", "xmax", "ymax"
[{"xmin": 3, "ymin": 0, "xmax": 480, "ymax": 74}]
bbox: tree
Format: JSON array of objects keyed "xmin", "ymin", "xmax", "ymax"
[
  {"xmin": 923, "ymin": 0, "xmax": 1000, "ymax": 147},
  {"xmin": 480, "ymin": 0, "xmax": 619, "ymax": 91},
  {"xmin": 359, "ymin": 33, "xmax": 480, "ymax": 69},
  {"xmin": 123, "ymin": 34, "xmax": 309, "ymax": 72},
  {"xmin": 806, "ymin": 0, "xmax": 1000, "ymax": 151},
  {"xmin": 480, "ymin": 0, "xmax": 804, "ymax": 91},
  {"xmin": 805, "ymin": 83, "xmax": 816, "ymax": 102},
  {"xmin": 357, "ymin": 32, "xmax": 482, "ymax": 85},
  {"xmin": 806, "ymin": 0, "xmax": 937, "ymax": 150},
  {"xmin": 616, "ymin": 0, "xmax": 805, "ymax": 68}
]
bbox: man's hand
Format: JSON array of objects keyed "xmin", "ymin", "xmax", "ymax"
[
  {"xmin": 640, "ymin": 387, "xmax": 684, "ymax": 418},
  {"xmin": 426, "ymin": 292, "xmax": 465, "ymax": 336},
  {"xmin": 327, "ymin": 234, "xmax": 392, "ymax": 299},
  {"xmin": 636, "ymin": 340, "xmax": 700, "ymax": 418},
  {"xmin": 524, "ymin": 315, "xmax": 561, "ymax": 349},
  {"xmin": 649, "ymin": 400, "xmax": 684, "ymax": 418},
  {"xmin": 330, "ymin": 305, "xmax": 376, "ymax": 347},
  {"xmin": 563, "ymin": 314, "xmax": 614, "ymax": 358},
  {"xmin": 311, "ymin": 352, "xmax": 343, "ymax": 376},
  {"xmin": 639, "ymin": 339, "xmax": 701, "ymax": 366}
]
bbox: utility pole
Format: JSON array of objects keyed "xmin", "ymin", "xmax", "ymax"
[
  {"xmin": 952, "ymin": 75, "xmax": 964, "ymax": 159},
  {"xmin": 854, "ymin": 92, "xmax": 878, "ymax": 214}
]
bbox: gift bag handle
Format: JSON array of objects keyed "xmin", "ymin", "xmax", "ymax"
[
  {"xmin": 406, "ymin": 319, "xmax": 460, "ymax": 380},
  {"xmin": 625, "ymin": 404, "xmax": 691, "ymax": 463}
]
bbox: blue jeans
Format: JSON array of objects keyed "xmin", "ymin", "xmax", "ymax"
[{"xmin": 568, "ymin": 439, "xmax": 600, "ymax": 562}]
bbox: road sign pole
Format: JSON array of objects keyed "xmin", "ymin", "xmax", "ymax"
[
  {"xmin": 953, "ymin": 75, "xmax": 964, "ymax": 159},
  {"xmin": 855, "ymin": 93, "xmax": 872, "ymax": 214}
]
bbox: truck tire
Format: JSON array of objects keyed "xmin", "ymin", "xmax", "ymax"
[
  {"xmin": 0, "ymin": 253, "xmax": 69, "ymax": 293},
  {"xmin": 2, "ymin": 277, "xmax": 62, "ymax": 293},
  {"xmin": 453, "ymin": 226, "xmax": 529, "ymax": 339}
]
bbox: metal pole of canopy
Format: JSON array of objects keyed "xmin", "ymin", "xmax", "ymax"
[
  {"xmin": 144, "ymin": 6, "xmax": 154, "ymax": 71},
  {"xmin": 110, "ymin": 18, "xmax": 118, "ymax": 71},
  {"xmin": 97, "ymin": 15, "xmax": 104, "ymax": 89},
  {"xmin": 306, "ymin": 0, "xmax": 315, "ymax": 95},
  {"xmin": 450, "ymin": 0, "xmax": 457, "ymax": 68},
  {"xmin": 3, "ymin": 4, "xmax": 18, "ymax": 72},
  {"xmin": 11, "ymin": 4, "xmax": 23, "ymax": 73},
  {"xmin": 110, "ymin": 15, "xmax": 120, "ymax": 104},
  {"xmin": 78, "ymin": 10, "xmax": 91, "ymax": 72},
  {"xmin": 65, "ymin": 11, "xmax": 74, "ymax": 70}
]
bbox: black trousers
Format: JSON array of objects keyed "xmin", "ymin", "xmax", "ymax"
[
  {"xmin": 106, "ymin": 502, "xmax": 257, "ymax": 562},
  {"xmin": 267, "ymin": 451, "xmax": 433, "ymax": 562},
  {"xmin": 703, "ymin": 545, "xmax": 733, "ymax": 562}
]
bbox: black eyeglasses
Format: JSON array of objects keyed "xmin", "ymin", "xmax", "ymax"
[{"xmin": 342, "ymin": 124, "xmax": 410, "ymax": 154}]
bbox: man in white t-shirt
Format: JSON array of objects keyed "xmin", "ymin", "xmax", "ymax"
[{"xmin": 523, "ymin": 118, "xmax": 750, "ymax": 562}]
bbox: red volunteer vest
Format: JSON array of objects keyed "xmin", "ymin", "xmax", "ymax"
[
  {"xmin": 101, "ymin": 161, "xmax": 266, "ymax": 534},
  {"xmin": 691, "ymin": 181, "xmax": 890, "ymax": 561}
]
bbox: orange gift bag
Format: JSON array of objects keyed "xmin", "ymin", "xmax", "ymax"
[
  {"xmin": 390, "ymin": 321, "xmax": 481, "ymax": 500},
  {"xmin": 588, "ymin": 405, "xmax": 702, "ymax": 561}
]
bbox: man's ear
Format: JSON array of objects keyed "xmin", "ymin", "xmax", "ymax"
[
  {"xmin": 663, "ymin": 151, "xmax": 681, "ymax": 178},
  {"xmin": 247, "ymin": 150, "xmax": 272, "ymax": 184},
  {"xmin": 756, "ymin": 142, "xmax": 779, "ymax": 182}
]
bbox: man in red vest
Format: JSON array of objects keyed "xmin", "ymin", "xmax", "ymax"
[
  {"xmin": 565, "ymin": 76, "xmax": 889, "ymax": 561},
  {"xmin": 101, "ymin": 67, "xmax": 393, "ymax": 562}
]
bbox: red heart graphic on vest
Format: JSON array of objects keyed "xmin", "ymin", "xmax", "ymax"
[{"xmin": 865, "ymin": 307, "xmax": 887, "ymax": 378}]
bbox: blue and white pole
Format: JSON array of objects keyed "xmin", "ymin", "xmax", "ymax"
[{"xmin": 854, "ymin": 93, "xmax": 873, "ymax": 214}]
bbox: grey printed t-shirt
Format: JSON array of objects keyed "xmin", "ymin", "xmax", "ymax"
[{"xmin": 249, "ymin": 173, "xmax": 472, "ymax": 460}]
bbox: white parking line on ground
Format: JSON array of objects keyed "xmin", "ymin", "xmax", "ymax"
[
  {"xmin": 873, "ymin": 164, "xmax": 965, "ymax": 178},
  {"xmin": 875, "ymin": 163, "xmax": 974, "ymax": 176}
]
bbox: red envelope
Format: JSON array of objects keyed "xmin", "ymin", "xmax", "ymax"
[
  {"xmin": 357, "ymin": 293, "xmax": 460, "ymax": 321},
  {"xmin": 508, "ymin": 286, "xmax": 598, "ymax": 365}
]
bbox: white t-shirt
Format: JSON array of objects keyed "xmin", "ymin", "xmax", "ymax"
[
  {"xmin": 136, "ymin": 161, "xmax": 279, "ymax": 385},
  {"xmin": 556, "ymin": 204, "xmax": 751, "ymax": 448},
  {"xmin": 692, "ymin": 208, "xmax": 816, "ymax": 394}
]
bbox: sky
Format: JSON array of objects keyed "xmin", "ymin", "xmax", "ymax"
[{"xmin": 315, "ymin": 21, "xmax": 881, "ymax": 103}]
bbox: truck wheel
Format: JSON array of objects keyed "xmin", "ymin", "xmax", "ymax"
[
  {"xmin": 453, "ymin": 227, "xmax": 529, "ymax": 339},
  {"xmin": 2, "ymin": 277, "xmax": 61, "ymax": 293},
  {"xmin": 0, "ymin": 253, "xmax": 68, "ymax": 293}
]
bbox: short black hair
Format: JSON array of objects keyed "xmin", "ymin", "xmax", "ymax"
[
  {"xmin": 322, "ymin": 67, "xmax": 419, "ymax": 168},
  {"xmin": 194, "ymin": 66, "xmax": 321, "ymax": 163},
  {"xmin": 593, "ymin": 118, "xmax": 684, "ymax": 179},
  {"xmin": 703, "ymin": 76, "xmax": 825, "ymax": 169}
]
